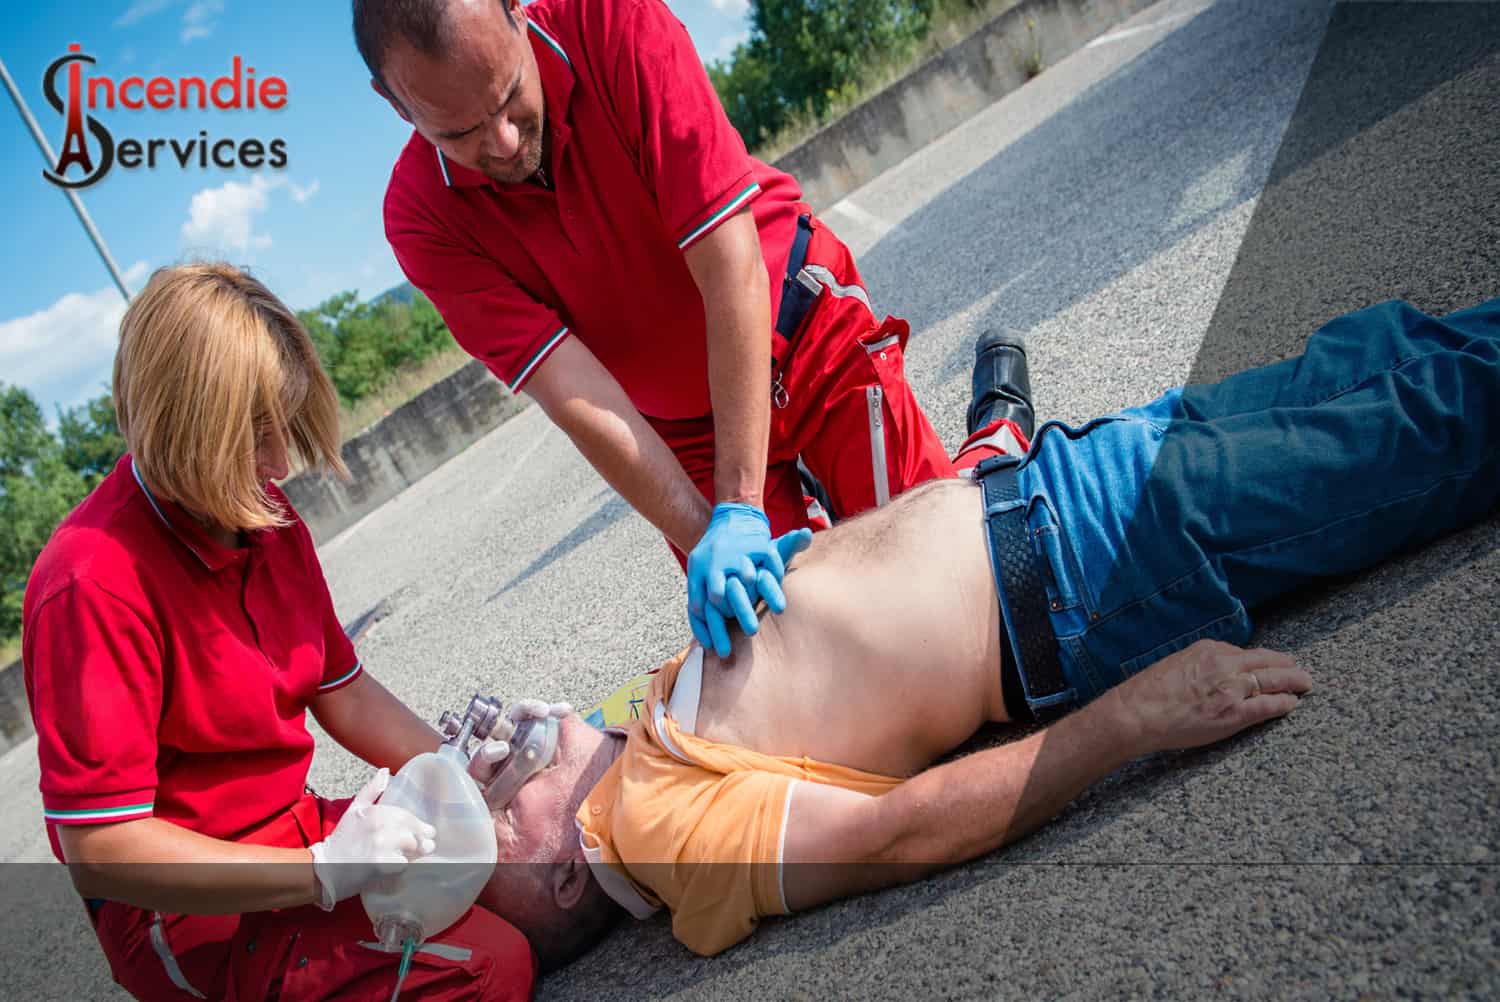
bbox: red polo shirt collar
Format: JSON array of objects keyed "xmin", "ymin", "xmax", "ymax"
[
  {"xmin": 436, "ymin": 17, "xmax": 576, "ymax": 191},
  {"xmin": 129, "ymin": 456, "xmax": 266, "ymax": 573}
]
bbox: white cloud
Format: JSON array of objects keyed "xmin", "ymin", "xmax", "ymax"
[
  {"xmin": 180, "ymin": 0, "xmax": 224, "ymax": 43},
  {"xmin": 289, "ymin": 179, "xmax": 321, "ymax": 204},
  {"xmin": 710, "ymin": 0, "xmax": 749, "ymax": 15},
  {"xmin": 115, "ymin": 0, "xmax": 174, "ymax": 28},
  {"xmin": 0, "ymin": 262, "xmax": 150, "ymax": 416},
  {"xmin": 180, "ymin": 175, "xmax": 285, "ymax": 254},
  {"xmin": 114, "ymin": 0, "xmax": 225, "ymax": 44},
  {"xmin": 710, "ymin": 29, "xmax": 751, "ymax": 64}
]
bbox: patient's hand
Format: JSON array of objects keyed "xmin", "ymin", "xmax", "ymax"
[{"xmin": 1107, "ymin": 639, "xmax": 1313, "ymax": 755}]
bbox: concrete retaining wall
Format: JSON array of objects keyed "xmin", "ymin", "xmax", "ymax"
[
  {"xmin": 0, "ymin": 653, "xmax": 30, "ymax": 755},
  {"xmin": 774, "ymin": 0, "xmax": 1158, "ymax": 210},
  {"xmin": 282, "ymin": 360, "xmax": 527, "ymax": 543}
]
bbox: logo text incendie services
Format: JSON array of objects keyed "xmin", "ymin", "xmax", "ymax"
[{"xmin": 43, "ymin": 43, "xmax": 289, "ymax": 190}]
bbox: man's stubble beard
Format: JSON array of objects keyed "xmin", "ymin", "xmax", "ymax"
[{"xmin": 480, "ymin": 115, "xmax": 545, "ymax": 185}]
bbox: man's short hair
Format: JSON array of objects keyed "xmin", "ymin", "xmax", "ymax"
[
  {"xmin": 352, "ymin": 0, "xmax": 515, "ymax": 86},
  {"xmin": 529, "ymin": 879, "xmax": 626, "ymax": 973}
]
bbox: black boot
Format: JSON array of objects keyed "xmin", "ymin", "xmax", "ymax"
[{"xmin": 966, "ymin": 329, "xmax": 1035, "ymax": 441}]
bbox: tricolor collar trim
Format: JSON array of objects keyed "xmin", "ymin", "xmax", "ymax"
[
  {"xmin": 526, "ymin": 19, "xmax": 571, "ymax": 67},
  {"xmin": 435, "ymin": 18, "xmax": 571, "ymax": 189},
  {"xmin": 130, "ymin": 456, "xmax": 246, "ymax": 571},
  {"xmin": 131, "ymin": 457, "xmax": 173, "ymax": 531}
]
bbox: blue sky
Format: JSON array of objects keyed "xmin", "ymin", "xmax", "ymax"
[{"xmin": 0, "ymin": 0, "xmax": 754, "ymax": 418}]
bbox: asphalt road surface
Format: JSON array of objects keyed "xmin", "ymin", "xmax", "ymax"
[{"xmin": 3, "ymin": 1, "xmax": 1497, "ymax": 998}]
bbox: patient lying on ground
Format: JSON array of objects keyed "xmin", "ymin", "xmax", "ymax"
[
  {"xmin": 473, "ymin": 298, "xmax": 1500, "ymax": 969},
  {"xmin": 479, "ymin": 478, "xmax": 1039, "ymax": 964}
]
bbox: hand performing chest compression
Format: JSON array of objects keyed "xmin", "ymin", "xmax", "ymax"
[{"xmin": 686, "ymin": 509, "xmax": 813, "ymax": 658}]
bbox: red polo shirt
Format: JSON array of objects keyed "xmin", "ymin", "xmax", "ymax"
[
  {"xmin": 383, "ymin": 0, "xmax": 803, "ymax": 420},
  {"xmin": 22, "ymin": 455, "xmax": 363, "ymax": 863}
]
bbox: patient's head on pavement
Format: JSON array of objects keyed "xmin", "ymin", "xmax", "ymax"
[{"xmin": 478, "ymin": 713, "xmax": 624, "ymax": 971}]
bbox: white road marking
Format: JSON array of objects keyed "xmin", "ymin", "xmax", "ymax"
[
  {"xmin": 828, "ymin": 197, "xmax": 895, "ymax": 238},
  {"xmin": 1086, "ymin": 4, "xmax": 1212, "ymax": 49},
  {"xmin": 482, "ymin": 416, "xmax": 554, "ymax": 503}
]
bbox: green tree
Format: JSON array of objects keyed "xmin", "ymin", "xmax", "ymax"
[
  {"xmin": 0, "ymin": 383, "xmax": 52, "ymax": 481},
  {"xmin": 296, "ymin": 289, "xmax": 455, "ymax": 407},
  {"xmin": 298, "ymin": 290, "xmax": 362, "ymax": 378},
  {"xmin": 409, "ymin": 294, "xmax": 452, "ymax": 358},
  {"xmin": 711, "ymin": 0, "xmax": 936, "ymax": 146},
  {"xmin": 0, "ymin": 383, "xmax": 96, "ymax": 640},
  {"xmin": 709, "ymin": 43, "xmax": 781, "ymax": 148},
  {"xmin": 56, "ymin": 392, "xmax": 126, "ymax": 486}
]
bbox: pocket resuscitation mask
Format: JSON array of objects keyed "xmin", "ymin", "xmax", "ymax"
[{"xmin": 440, "ymin": 694, "xmax": 560, "ymax": 810}]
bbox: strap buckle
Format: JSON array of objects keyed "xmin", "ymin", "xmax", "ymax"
[{"xmin": 972, "ymin": 454, "xmax": 1018, "ymax": 480}]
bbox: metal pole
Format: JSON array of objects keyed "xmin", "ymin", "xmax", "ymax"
[{"xmin": 0, "ymin": 54, "xmax": 132, "ymax": 302}]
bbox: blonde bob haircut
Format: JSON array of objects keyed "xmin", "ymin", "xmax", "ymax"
[{"xmin": 114, "ymin": 263, "xmax": 348, "ymax": 533}]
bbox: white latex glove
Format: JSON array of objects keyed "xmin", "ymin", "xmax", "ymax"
[
  {"xmin": 308, "ymin": 768, "xmax": 437, "ymax": 911},
  {"xmin": 467, "ymin": 700, "xmax": 573, "ymax": 786}
]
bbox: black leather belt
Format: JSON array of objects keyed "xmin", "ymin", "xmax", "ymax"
[{"xmin": 975, "ymin": 456, "xmax": 1075, "ymax": 720}]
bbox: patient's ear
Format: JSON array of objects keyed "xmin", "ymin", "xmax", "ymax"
[{"xmin": 551, "ymin": 857, "xmax": 591, "ymax": 910}]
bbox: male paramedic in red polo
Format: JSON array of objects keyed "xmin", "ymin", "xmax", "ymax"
[{"xmin": 358, "ymin": 0, "xmax": 964, "ymax": 657}]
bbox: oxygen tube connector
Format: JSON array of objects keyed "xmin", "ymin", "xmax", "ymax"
[
  {"xmin": 375, "ymin": 916, "xmax": 422, "ymax": 1002},
  {"xmin": 375, "ymin": 913, "xmax": 424, "ymax": 952}
]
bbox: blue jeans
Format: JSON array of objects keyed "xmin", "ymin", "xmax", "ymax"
[{"xmin": 1010, "ymin": 298, "xmax": 1500, "ymax": 709}]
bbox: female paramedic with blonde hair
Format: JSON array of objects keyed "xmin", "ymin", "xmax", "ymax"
[{"xmin": 22, "ymin": 264, "xmax": 536, "ymax": 1001}]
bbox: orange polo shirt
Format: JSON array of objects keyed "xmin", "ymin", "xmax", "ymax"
[{"xmin": 578, "ymin": 647, "xmax": 903, "ymax": 956}]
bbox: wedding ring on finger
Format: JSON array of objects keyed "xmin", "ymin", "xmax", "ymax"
[{"xmin": 1248, "ymin": 672, "xmax": 1261, "ymax": 698}]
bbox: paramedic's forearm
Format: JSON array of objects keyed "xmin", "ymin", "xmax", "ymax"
[
  {"xmin": 874, "ymin": 693, "xmax": 1140, "ymax": 870},
  {"xmin": 59, "ymin": 818, "xmax": 318, "ymax": 913},
  {"xmin": 526, "ymin": 337, "xmax": 712, "ymax": 552},
  {"xmin": 685, "ymin": 208, "xmax": 772, "ymax": 508},
  {"xmin": 312, "ymin": 670, "xmax": 441, "ymax": 772}
]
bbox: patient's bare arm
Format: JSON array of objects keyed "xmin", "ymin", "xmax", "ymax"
[{"xmin": 781, "ymin": 640, "xmax": 1313, "ymax": 911}]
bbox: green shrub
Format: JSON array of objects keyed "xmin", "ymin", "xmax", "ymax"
[{"xmin": 297, "ymin": 290, "xmax": 453, "ymax": 408}]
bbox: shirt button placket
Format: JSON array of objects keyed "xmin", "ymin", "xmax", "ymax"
[
  {"xmin": 242, "ymin": 553, "xmax": 276, "ymax": 669},
  {"xmin": 558, "ymin": 199, "xmax": 582, "ymax": 251}
]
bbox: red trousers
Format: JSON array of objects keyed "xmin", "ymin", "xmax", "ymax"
[
  {"xmin": 653, "ymin": 212, "xmax": 954, "ymax": 562},
  {"xmin": 88, "ymin": 795, "xmax": 535, "ymax": 1002}
]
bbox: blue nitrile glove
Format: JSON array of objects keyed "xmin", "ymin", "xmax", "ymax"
[{"xmin": 687, "ymin": 503, "xmax": 813, "ymax": 658}]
